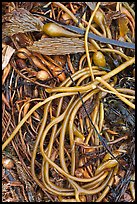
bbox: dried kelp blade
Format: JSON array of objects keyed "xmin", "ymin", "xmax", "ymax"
[
  {"xmin": 2, "ymin": 8, "xmax": 43, "ymax": 39},
  {"xmin": 27, "ymin": 37, "xmax": 89, "ymax": 55}
]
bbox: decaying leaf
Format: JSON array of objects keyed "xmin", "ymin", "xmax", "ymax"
[{"xmin": 2, "ymin": 8, "xmax": 43, "ymax": 39}]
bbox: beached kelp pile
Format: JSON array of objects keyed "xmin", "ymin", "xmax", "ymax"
[{"xmin": 2, "ymin": 2, "xmax": 135, "ymax": 202}]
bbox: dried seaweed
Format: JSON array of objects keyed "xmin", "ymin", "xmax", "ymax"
[
  {"xmin": 2, "ymin": 8, "xmax": 43, "ymax": 39},
  {"xmin": 27, "ymin": 37, "xmax": 88, "ymax": 55}
]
